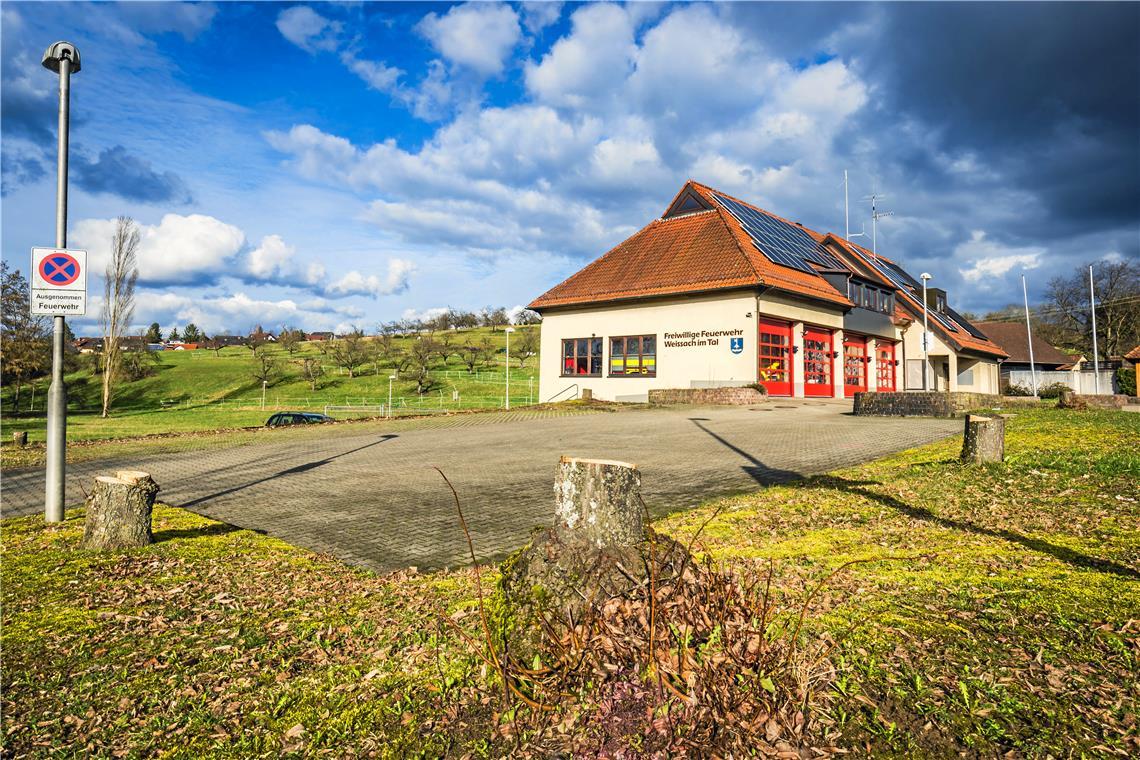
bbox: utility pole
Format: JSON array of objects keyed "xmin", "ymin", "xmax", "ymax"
[
  {"xmin": 1022, "ymin": 275, "xmax": 1038, "ymax": 397},
  {"xmin": 504, "ymin": 327, "xmax": 515, "ymax": 409},
  {"xmin": 843, "ymin": 170, "xmax": 849, "ymax": 240},
  {"xmin": 920, "ymin": 272, "xmax": 932, "ymax": 391},
  {"xmin": 42, "ymin": 42, "xmax": 81, "ymax": 524},
  {"xmin": 1089, "ymin": 265, "xmax": 1100, "ymax": 394},
  {"xmin": 866, "ymin": 193, "xmax": 893, "ymax": 258}
]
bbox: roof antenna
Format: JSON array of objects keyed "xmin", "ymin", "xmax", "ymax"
[
  {"xmin": 848, "ymin": 223, "xmax": 867, "ymax": 241},
  {"xmin": 844, "ymin": 169, "xmax": 850, "ymax": 240},
  {"xmin": 863, "ymin": 192, "xmax": 894, "ymax": 259}
]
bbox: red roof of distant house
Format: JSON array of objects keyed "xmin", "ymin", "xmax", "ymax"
[
  {"xmin": 1125, "ymin": 345, "xmax": 1140, "ymax": 360},
  {"xmin": 974, "ymin": 321, "xmax": 1072, "ymax": 365}
]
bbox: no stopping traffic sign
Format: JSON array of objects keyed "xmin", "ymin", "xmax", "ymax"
[{"xmin": 31, "ymin": 247, "xmax": 88, "ymax": 316}]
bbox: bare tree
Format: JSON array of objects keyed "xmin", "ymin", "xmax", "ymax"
[
  {"xmin": 435, "ymin": 334, "xmax": 455, "ymax": 364},
  {"xmin": 409, "ymin": 337, "xmax": 438, "ymax": 394},
  {"xmin": 277, "ymin": 327, "xmax": 302, "ymax": 356},
  {"xmin": 1041, "ymin": 261, "xmax": 1140, "ymax": 360},
  {"xmin": 330, "ymin": 328, "xmax": 368, "ymax": 377},
  {"xmin": 514, "ymin": 328, "xmax": 540, "ymax": 368},
  {"xmin": 101, "ymin": 217, "xmax": 140, "ymax": 417},
  {"xmin": 296, "ymin": 356, "xmax": 324, "ymax": 390},
  {"xmin": 251, "ymin": 346, "xmax": 281, "ymax": 386},
  {"xmin": 457, "ymin": 341, "xmax": 484, "ymax": 373}
]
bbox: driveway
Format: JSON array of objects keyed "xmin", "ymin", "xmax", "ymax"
[{"xmin": 2, "ymin": 402, "xmax": 959, "ymax": 572}]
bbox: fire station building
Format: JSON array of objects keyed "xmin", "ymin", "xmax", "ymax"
[{"xmin": 529, "ymin": 181, "xmax": 1007, "ymax": 403}]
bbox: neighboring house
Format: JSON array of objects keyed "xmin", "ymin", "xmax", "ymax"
[
  {"xmin": 307, "ymin": 331, "xmax": 334, "ymax": 341},
  {"xmin": 974, "ymin": 321, "xmax": 1074, "ymax": 376},
  {"xmin": 529, "ymin": 180, "xmax": 1007, "ymax": 403},
  {"xmin": 1122, "ymin": 346, "xmax": 1140, "ymax": 369},
  {"xmin": 74, "ymin": 337, "xmax": 103, "ymax": 353},
  {"xmin": 165, "ymin": 342, "xmax": 199, "ymax": 351},
  {"xmin": 208, "ymin": 335, "xmax": 247, "ymax": 348}
]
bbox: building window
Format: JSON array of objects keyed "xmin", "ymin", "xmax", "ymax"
[
  {"xmin": 610, "ymin": 335, "xmax": 656, "ymax": 376},
  {"xmin": 562, "ymin": 337, "xmax": 602, "ymax": 376}
]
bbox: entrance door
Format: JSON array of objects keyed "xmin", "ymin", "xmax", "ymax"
[
  {"xmin": 843, "ymin": 336, "xmax": 868, "ymax": 397},
  {"xmin": 803, "ymin": 327, "xmax": 833, "ymax": 397},
  {"xmin": 875, "ymin": 341, "xmax": 896, "ymax": 392},
  {"xmin": 757, "ymin": 318, "xmax": 793, "ymax": 396}
]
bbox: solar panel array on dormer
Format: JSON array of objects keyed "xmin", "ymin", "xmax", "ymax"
[{"xmin": 713, "ymin": 194, "xmax": 845, "ymax": 274}]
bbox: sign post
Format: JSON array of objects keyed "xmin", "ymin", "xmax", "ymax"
[{"xmin": 41, "ymin": 41, "xmax": 81, "ymax": 523}]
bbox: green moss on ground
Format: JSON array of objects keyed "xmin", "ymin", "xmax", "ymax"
[{"xmin": 3, "ymin": 407, "xmax": 1137, "ymax": 757}]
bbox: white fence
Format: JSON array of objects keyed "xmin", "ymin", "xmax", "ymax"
[{"xmin": 1006, "ymin": 369, "xmax": 1118, "ymax": 395}]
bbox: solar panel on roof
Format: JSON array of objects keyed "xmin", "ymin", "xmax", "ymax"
[
  {"xmin": 713, "ymin": 194, "xmax": 846, "ymax": 274},
  {"xmin": 946, "ymin": 306, "xmax": 989, "ymax": 340},
  {"xmin": 864, "ymin": 255, "xmax": 960, "ymax": 332}
]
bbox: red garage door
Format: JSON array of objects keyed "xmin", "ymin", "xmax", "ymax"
[
  {"xmin": 803, "ymin": 327, "xmax": 833, "ymax": 397},
  {"xmin": 843, "ymin": 336, "xmax": 868, "ymax": 397},
  {"xmin": 757, "ymin": 318, "xmax": 793, "ymax": 396},
  {"xmin": 876, "ymin": 341, "xmax": 896, "ymax": 392}
]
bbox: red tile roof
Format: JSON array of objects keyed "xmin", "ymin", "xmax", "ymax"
[
  {"xmin": 973, "ymin": 322, "xmax": 1070, "ymax": 365},
  {"xmin": 529, "ymin": 181, "xmax": 852, "ymax": 310},
  {"xmin": 529, "ymin": 180, "xmax": 1007, "ymax": 359},
  {"xmin": 1125, "ymin": 345, "xmax": 1140, "ymax": 360}
]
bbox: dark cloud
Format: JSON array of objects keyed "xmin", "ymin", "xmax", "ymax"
[
  {"xmin": 0, "ymin": 145, "xmax": 47, "ymax": 196},
  {"xmin": 73, "ymin": 145, "xmax": 193, "ymax": 204},
  {"xmin": 853, "ymin": 2, "xmax": 1140, "ymax": 231}
]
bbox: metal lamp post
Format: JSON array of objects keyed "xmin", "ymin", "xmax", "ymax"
[
  {"xmin": 920, "ymin": 272, "xmax": 932, "ymax": 392},
  {"xmin": 388, "ymin": 375, "xmax": 395, "ymax": 419},
  {"xmin": 42, "ymin": 41, "xmax": 81, "ymax": 523},
  {"xmin": 504, "ymin": 327, "xmax": 515, "ymax": 409}
]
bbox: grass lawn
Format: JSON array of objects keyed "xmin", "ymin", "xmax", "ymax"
[
  {"xmin": 3, "ymin": 407, "xmax": 1138, "ymax": 757},
  {"xmin": 0, "ymin": 326, "xmax": 540, "ymax": 447}
]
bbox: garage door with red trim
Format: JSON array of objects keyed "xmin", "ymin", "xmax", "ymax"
[
  {"xmin": 757, "ymin": 318, "xmax": 793, "ymax": 396},
  {"xmin": 843, "ymin": 336, "xmax": 868, "ymax": 397},
  {"xmin": 876, "ymin": 340, "xmax": 896, "ymax": 392},
  {"xmin": 803, "ymin": 327, "xmax": 833, "ymax": 397}
]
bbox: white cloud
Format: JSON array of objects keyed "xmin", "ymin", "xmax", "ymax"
[
  {"xmin": 416, "ymin": 3, "xmax": 521, "ymax": 76},
  {"xmin": 246, "ymin": 234, "xmax": 295, "ymax": 279},
  {"xmin": 324, "ymin": 259, "xmax": 415, "ymax": 298},
  {"xmin": 401, "ymin": 306, "xmax": 451, "ymax": 323},
  {"xmin": 72, "ymin": 214, "xmax": 246, "ymax": 286},
  {"xmin": 957, "ymin": 230, "xmax": 1044, "ymax": 284},
  {"xmin": 340, "ymin": 52, "xmax": 403, "ymax": 93},
  {"xmin": 305, "ymin": 261, "xmax": 327, "ymax": 285},
  {"xmin": 276, "ymin": 6, "xmax": 342, "ymax": 53},
  {"xmin": 525, "ymin": 3, "xmax": 635, "ymax": 109},
  {"xmin": 521, "ymin": 2, "xmax": 563, "ymax": 34}
]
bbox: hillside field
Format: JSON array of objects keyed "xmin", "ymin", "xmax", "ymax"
[{"xmin": 1, "ymin": 326, "xmax": 541, "ymax": 444}]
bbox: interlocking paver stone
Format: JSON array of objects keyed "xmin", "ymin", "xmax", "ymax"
[{"xmin": 1, "ymin": 401, "xmax": 959, "ymax": 572}]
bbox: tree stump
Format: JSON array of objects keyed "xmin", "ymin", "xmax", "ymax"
[
  {"xmin": 12, "ymin": 431, "xmax": 27, "ymax": 447},
  {"xmin": 1058, "ymin": 388, "xmax": 1087, "ymax": 410},
  {"xmin": 960, "ymin": 415, "xmax": 1005, "ymax": 464},
  {"xmin": 493, "ymin": 457, "xmax": 690, "ymax": 661},
  {"xmin": 554, "ymin": 456, "xmax": 644, "ymax": 548},
  {"xmin": 81, "ymin": 470, "xmax": 160, "ymax": 550}
]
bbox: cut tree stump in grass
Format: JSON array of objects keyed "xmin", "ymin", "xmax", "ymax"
[
  {"xmin": 961, "ymin": 415, "xmax": 1005, "ymax": 464},
  {"xmin": 494, "ymin": 456, "xmax": 690, "ymax": 660},
  {"xmin": 81, "ymin": 470, "xmax": 160, "ymax": 550},
  {"xmin": 554, "ymin": 456, "xmax": 643, "ymax": 549}
]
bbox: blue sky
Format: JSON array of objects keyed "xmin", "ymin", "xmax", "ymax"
[{"xmin": 3, "ymin": 1, "xmax": 1137, "ymax": 336}]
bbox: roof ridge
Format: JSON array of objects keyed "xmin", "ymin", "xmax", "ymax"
[{"xmin": 686, "ymin": 182, "xmax": 767, "ymax": 286}]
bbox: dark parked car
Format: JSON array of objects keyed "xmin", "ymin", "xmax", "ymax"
[{"xmin": 265, "ymin": 412, "xmax": 334, "ymax": 427}]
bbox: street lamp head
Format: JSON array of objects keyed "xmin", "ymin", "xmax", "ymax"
[
  {"xmin": 920, "ymin": 272, "xmax": 932, "ymax": 281},
  {"xmin": 504, "ymin": 327, "xmax": 516, "ymax": 333},
  {"xmin": 42, "ymin": 41, "xmax": 81, "ymax": 73},
  {"xmin": 388, "ymin": 375, "xmax": 396, "ymax": 380}
]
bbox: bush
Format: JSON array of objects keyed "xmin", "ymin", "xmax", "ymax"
[
  {"xmin": 1037, "ymin": 382, "xmax": 1071, "ymax": 399},
  {"xmin": 1117, "ymin": 367, "xmax": 1137, "ymax": 397},
  {"xmin": 745, "ymin": 382, "xmax": 770, "ymax": 395},
  {"xmin": 1002, "ymin": 380, "xmax": 1033, "ymax": 397}
]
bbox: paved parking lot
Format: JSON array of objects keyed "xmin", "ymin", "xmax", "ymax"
[{"xmin": 2, "ymin": 402, "xmax": 959, "ymax": 572}]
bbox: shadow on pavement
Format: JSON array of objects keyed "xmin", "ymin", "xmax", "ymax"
[
  {"xmin": 689, "ymin": 417, "xmax": 801, "ymax": 484},
  {"xmin": 180, "ymin": 434, "xmax": 398, "ymax": 509}
]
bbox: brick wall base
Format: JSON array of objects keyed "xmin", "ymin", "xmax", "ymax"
[
  {"xmin": 649, "ymin": 387, "xmax": 768, "ymax": 406},
  {"xmin": 1059, "ymin": 393, "xmax": 1129, "ymax": 410},
  {"xmin": 853, "ymin": 391, "xmax": 1013, "ymax": 417}
]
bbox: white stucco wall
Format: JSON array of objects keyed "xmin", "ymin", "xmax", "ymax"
[{"xmin": 537, "ymin": 291, "xmax": 758, "ymax": 403}]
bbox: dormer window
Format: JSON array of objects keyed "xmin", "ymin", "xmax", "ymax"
[{"xmin": 848, "ymin": 278, "xmax": 894, "ymax": 315}]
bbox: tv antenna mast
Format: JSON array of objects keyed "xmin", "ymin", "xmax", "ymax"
[{"xmin": 863, "ymin": 193, "xmax": 893, "ymax": 259}]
